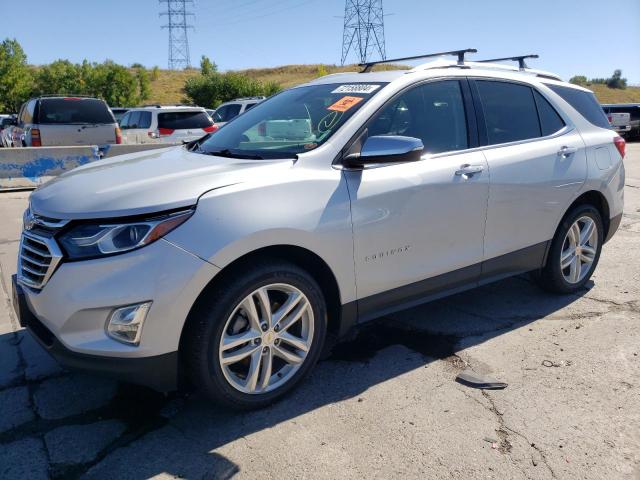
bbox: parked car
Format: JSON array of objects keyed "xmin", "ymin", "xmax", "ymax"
[
  {"xmin": 0, "ymin": 115, "xmax": 17, "ymax": 147},
  {"xmin": 13, "ymin": 52, "xmax": 625, "ymax": 410},
  {"xmin": 11, "ymin": 96, "xmax": 121, "ymax": 147},
  {"xmin": 602, "ymin": 103, "xmax": 640, "ymax": 139},
  {"xmin": 110, "ymin": 107, "xmax": 130, "ymax": 123},
  {"xmin": 211, "ymin": 96, "xmax": 265, "ymax": 127},
  {"xmin": 119, "ymin": 105, "xmax": 216, "ymax": 144}
]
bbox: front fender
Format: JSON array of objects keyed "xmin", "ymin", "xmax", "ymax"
[{"xmin": 165, "ymin": 166, "xmax": 357, "ymax": 304}]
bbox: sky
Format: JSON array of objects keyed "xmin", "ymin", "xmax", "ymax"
[{"xmin": 0, "ymin": 0, "xmax": 639, "ymax": 83}]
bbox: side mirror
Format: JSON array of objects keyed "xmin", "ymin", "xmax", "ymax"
[{"xmin": 344, "ymin": 135, "xmax": 424, "ymax": 168}]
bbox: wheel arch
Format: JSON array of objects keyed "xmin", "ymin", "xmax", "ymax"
[
  {"xmin": 566, "ymin": 190, "xmax": 610, "ymax": 238},
  {"xmin": 179, "ymin": 244, "xmax": 345, "ymax": 357}
]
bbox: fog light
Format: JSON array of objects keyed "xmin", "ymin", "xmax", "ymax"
[{"xmin": 106, "ymin": 302, "xmax": 151, "ymax": 345}]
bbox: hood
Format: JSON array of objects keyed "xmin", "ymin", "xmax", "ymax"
[{"xmin": 29, "ymin": 146, "xmax": 292, "ymax": 219}]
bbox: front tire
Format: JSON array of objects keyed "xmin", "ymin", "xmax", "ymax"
[
  {"xmin": 184, "ymin": 260, "xmax": 327, "ymax": 410},
  {"xmin": 534, "ymin": 204, "xmax": 603, "ymax": 294}
]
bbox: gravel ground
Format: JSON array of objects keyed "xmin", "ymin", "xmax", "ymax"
[{"xmin": 0, "ymin": 144, "xmax": 638, "ymax": 479}]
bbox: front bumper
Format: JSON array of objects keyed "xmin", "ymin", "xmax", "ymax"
[
  {"xmin": 13, "ymin": 237, "xmax": 220, "ymax": 390},
  {"xmin": 13, "ymin": 275, "xmax": 178, "ymax": 391}
]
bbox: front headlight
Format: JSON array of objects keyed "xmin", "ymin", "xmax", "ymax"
[{"xmin": 58, "ymin": 209, "xmax": 193, "ymax": 260}]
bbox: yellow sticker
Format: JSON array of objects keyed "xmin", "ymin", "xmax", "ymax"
[{"xmin": 327, "ymin": 96, "xmax": 364, "ymax": 112}]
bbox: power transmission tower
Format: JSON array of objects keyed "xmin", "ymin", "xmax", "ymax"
[
  {"xmin": 160, "ymin": 0, "xmax": 194, "ymax": 69},
  {"xmin": 340, "ymin": 0, "xmax": 386, "ymax": 65}
]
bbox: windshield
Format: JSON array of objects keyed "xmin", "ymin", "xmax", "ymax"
[{"xmin": 196, "ymin": 82, "xmax": 388, "ymax": 159}]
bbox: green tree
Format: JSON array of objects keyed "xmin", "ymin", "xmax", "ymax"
[
  {"xmin": 569, "ymin": 75, "xmax": 588, "ymax": 86},
  {"xmin": 150, "ymin": 66, "xmax": 160, "ymax": 81},
  {"xmin": 183, "ymin": 70, "xmax": 281, "ymax": 108},
  {"xmin": 0, "ymin": 38, "xmax": 33, "ymax": 112},
  {"xmin": 606, "ymin": 69, "xmax": 627, "ymax": 89},
  {"xmin": 200, "ymin": 55, "xmax": 217, "ymax": 76},
  {"xmin": 33, "ymin": 59, "xmax": 85, "ymax": 96},
  {"xmin": 133, "ymin": 66, "xmax": 151, "ymax": 103}
]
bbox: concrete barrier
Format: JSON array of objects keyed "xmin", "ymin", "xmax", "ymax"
[{"xmin": 0, "ymin": 143, "xmax": 177, "ymax": 190}]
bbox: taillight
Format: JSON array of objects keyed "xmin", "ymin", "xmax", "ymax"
[
  {"xmin": 614, "ymin": 136, "xmax": 625, "ymax": 159},
  {"xmin": 203, "ymin": 124, "xmax": 218, "ymax": 133},
  {"xmin": 31, "ymin": 128, "xmax": 41, "ymax": 147},
  {"xmin": 158, "ymin": 128, "xmax": 174, "ymax": 136},
  {"xmin": 257, "ymin": 122, "xmax": 266, "ymax": 136},
  {"xmin": 607, "ymin": 115, "xmax": 612, "ymax": 124},
  {"xmin": 115, "ymin": 126, "xmax": 122, "ymax": 144}
]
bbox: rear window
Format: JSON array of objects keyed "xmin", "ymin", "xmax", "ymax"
[
  {"xmin": 37, "ymin": 98, "xmax": 115, "ymax": 125},
  {"xmin": 545, "ymin": 84, "xmax": 610, "ymax": 129},
  {"xmin": 158, "ymin": 111, "xmax": 213, "ymax": 130}
]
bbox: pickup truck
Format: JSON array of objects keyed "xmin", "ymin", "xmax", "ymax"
[{"xmin": 602, "ymin": 105, "xmax": 632, "ymax": 136}]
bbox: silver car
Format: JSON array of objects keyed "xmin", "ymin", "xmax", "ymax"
[{"xmin": 12, "ymin": 53, "xmax": 625, "ymax": 409}]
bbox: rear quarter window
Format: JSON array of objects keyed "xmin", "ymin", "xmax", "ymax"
[
  {"xmin": 37, "ymin": 98, "xmax": 115, "ymax": 125},
  {"xmin": 158, "ymin": 111, "xmax": 213, "ymax": 129},
  {"xmin": 533, "ymin": 90, "xmax": 565, "ymax": 136},
  {"xmin": 545, "ymin": 84, "xmax": 610, "ymax": 129}
]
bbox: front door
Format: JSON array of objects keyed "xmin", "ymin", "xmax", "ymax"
[{"xmin": 344, "ymin": 79, "xmax": 489, "ymax": 319}]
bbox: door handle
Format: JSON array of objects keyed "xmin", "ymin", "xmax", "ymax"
[
  {"xmin": 455, "ymin": 164, "xmax": 484, "ymax": 178},
  {"xmin": 558, "ymin": 146, "xmax": 578, "ymax": 158}
]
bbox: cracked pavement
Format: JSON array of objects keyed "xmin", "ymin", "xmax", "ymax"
[{"xmin": 0, "ymin": 143, "xmax": 639, "ymax": 479}]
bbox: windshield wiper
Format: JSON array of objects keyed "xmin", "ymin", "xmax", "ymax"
[{"xmin": 203, "ymin": 149, "xmax": 265, "ymax": 160}]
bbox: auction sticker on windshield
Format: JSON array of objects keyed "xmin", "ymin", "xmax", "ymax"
[
  {"xmin": 331, "ymin": 84, "xmax": 381, "ymax": 94},
  {"xmin": 328, "ymin": 96, "xmax": 364, "ymax": 112}
]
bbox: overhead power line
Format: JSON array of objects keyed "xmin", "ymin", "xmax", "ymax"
[
  {"xmin": 160, "ymin": 0, "xmax": 195, "ymax": 69},
  {"xmin": 341, "ymin": 0, "xmax": 386, "ymax": 65}
]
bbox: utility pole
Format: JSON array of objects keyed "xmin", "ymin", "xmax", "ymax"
[
  {"xmin": 159, "ymin": 0, "xmax": 194, "ymax": 69},
  {"xmin": 340, "ymin": 0, "xmax": 386, "ymax": 65}
]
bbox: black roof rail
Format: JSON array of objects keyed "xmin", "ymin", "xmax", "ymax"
[
  {"xmin": 359, "ymin": 48, "xmax": 477, "ymax": 73},
  {"xmin": 477, "ymin": 55, "xmax": 539, "ymax": 71}
]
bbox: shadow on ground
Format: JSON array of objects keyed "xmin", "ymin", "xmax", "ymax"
[{"xmin": 1, "ymin": 274, "xmax": 592, "ymax": 479}]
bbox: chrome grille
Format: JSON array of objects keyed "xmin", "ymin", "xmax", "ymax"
[{"xmin": 17, "ymin": 231, "xmax": 63, "ymax": 290}]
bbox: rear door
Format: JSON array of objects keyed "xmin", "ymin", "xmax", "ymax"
[
  {"xmin": 37, "ymin": 98, "xmax": 117, "ymax": 145},
  {"xmin": 471, "ymin": 79, "xmax": 587, "ymax": 273}
]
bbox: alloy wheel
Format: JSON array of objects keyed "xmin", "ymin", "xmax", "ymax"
[
  {"xmin": 218, "ymin": 283, "xmax": 314, "ymax": 394},
  {"xmin": 560, "ymin": 215, "xmax": 598, "ymax": 284}
]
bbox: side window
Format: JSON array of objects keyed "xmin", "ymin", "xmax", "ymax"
[
  {"xmin": 367, "ymin": 80, "xmax": 468, "ymax": 154},
  {"xmin": 225, "ymin": 104, "xmax": 241, "ymax": 121},
  {"xmin": 533, "ymin": 90, "xmax": 565, "ymax": 136},
  {"xmin": 243, "ymin": 103, "xmax": 257, "ymax": 112},
  {"xmin": 476, "ymin": 81, "xmax": 541, "ymax": 145},
  {"xmin": 119, "ymin": 112, "xmax": 131, "ymax": 128},
  {"xmin": 22, "ymin": 100, "xmax": 36, "ymax": 124},
  {"xmin": 213, "ymin": 105, "xmax": 228, "ymax": 122},
  {"xmin": 128, "ymin": 111, "xmax": 141, "ymax": 129},
  {"xmin": 138, "ymin": 111, "xmax": 152, "ymax": 129},
  {"xmin": 544, "ymin": 84, "xmax": 610, "ymax": 129}
]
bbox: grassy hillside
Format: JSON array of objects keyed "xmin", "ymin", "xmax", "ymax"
[{"xmin": 145, "ymin": 64, "xmax": 640, "ymax": 105}]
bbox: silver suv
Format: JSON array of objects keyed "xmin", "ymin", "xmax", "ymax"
[
  {"xmin": 12, "ymin": 51, "xmax": 625, "ymax": 409},
  {"xmin": 12, "ymin": 95, "xmax": 121, "ymax": 147}
]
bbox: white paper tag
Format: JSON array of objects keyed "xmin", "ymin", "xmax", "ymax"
[{"xmin": 331, "ymin": 84, "xmax": 381, "ymax": 94}]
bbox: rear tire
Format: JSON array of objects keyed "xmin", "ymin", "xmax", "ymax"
[
  {"xmin": 533, "ymin": 204, "xmax": 603, "ymax": 294},
  {"xmin": 183, "ymin": 259, "xmax": 327, "ymax": 410}
]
